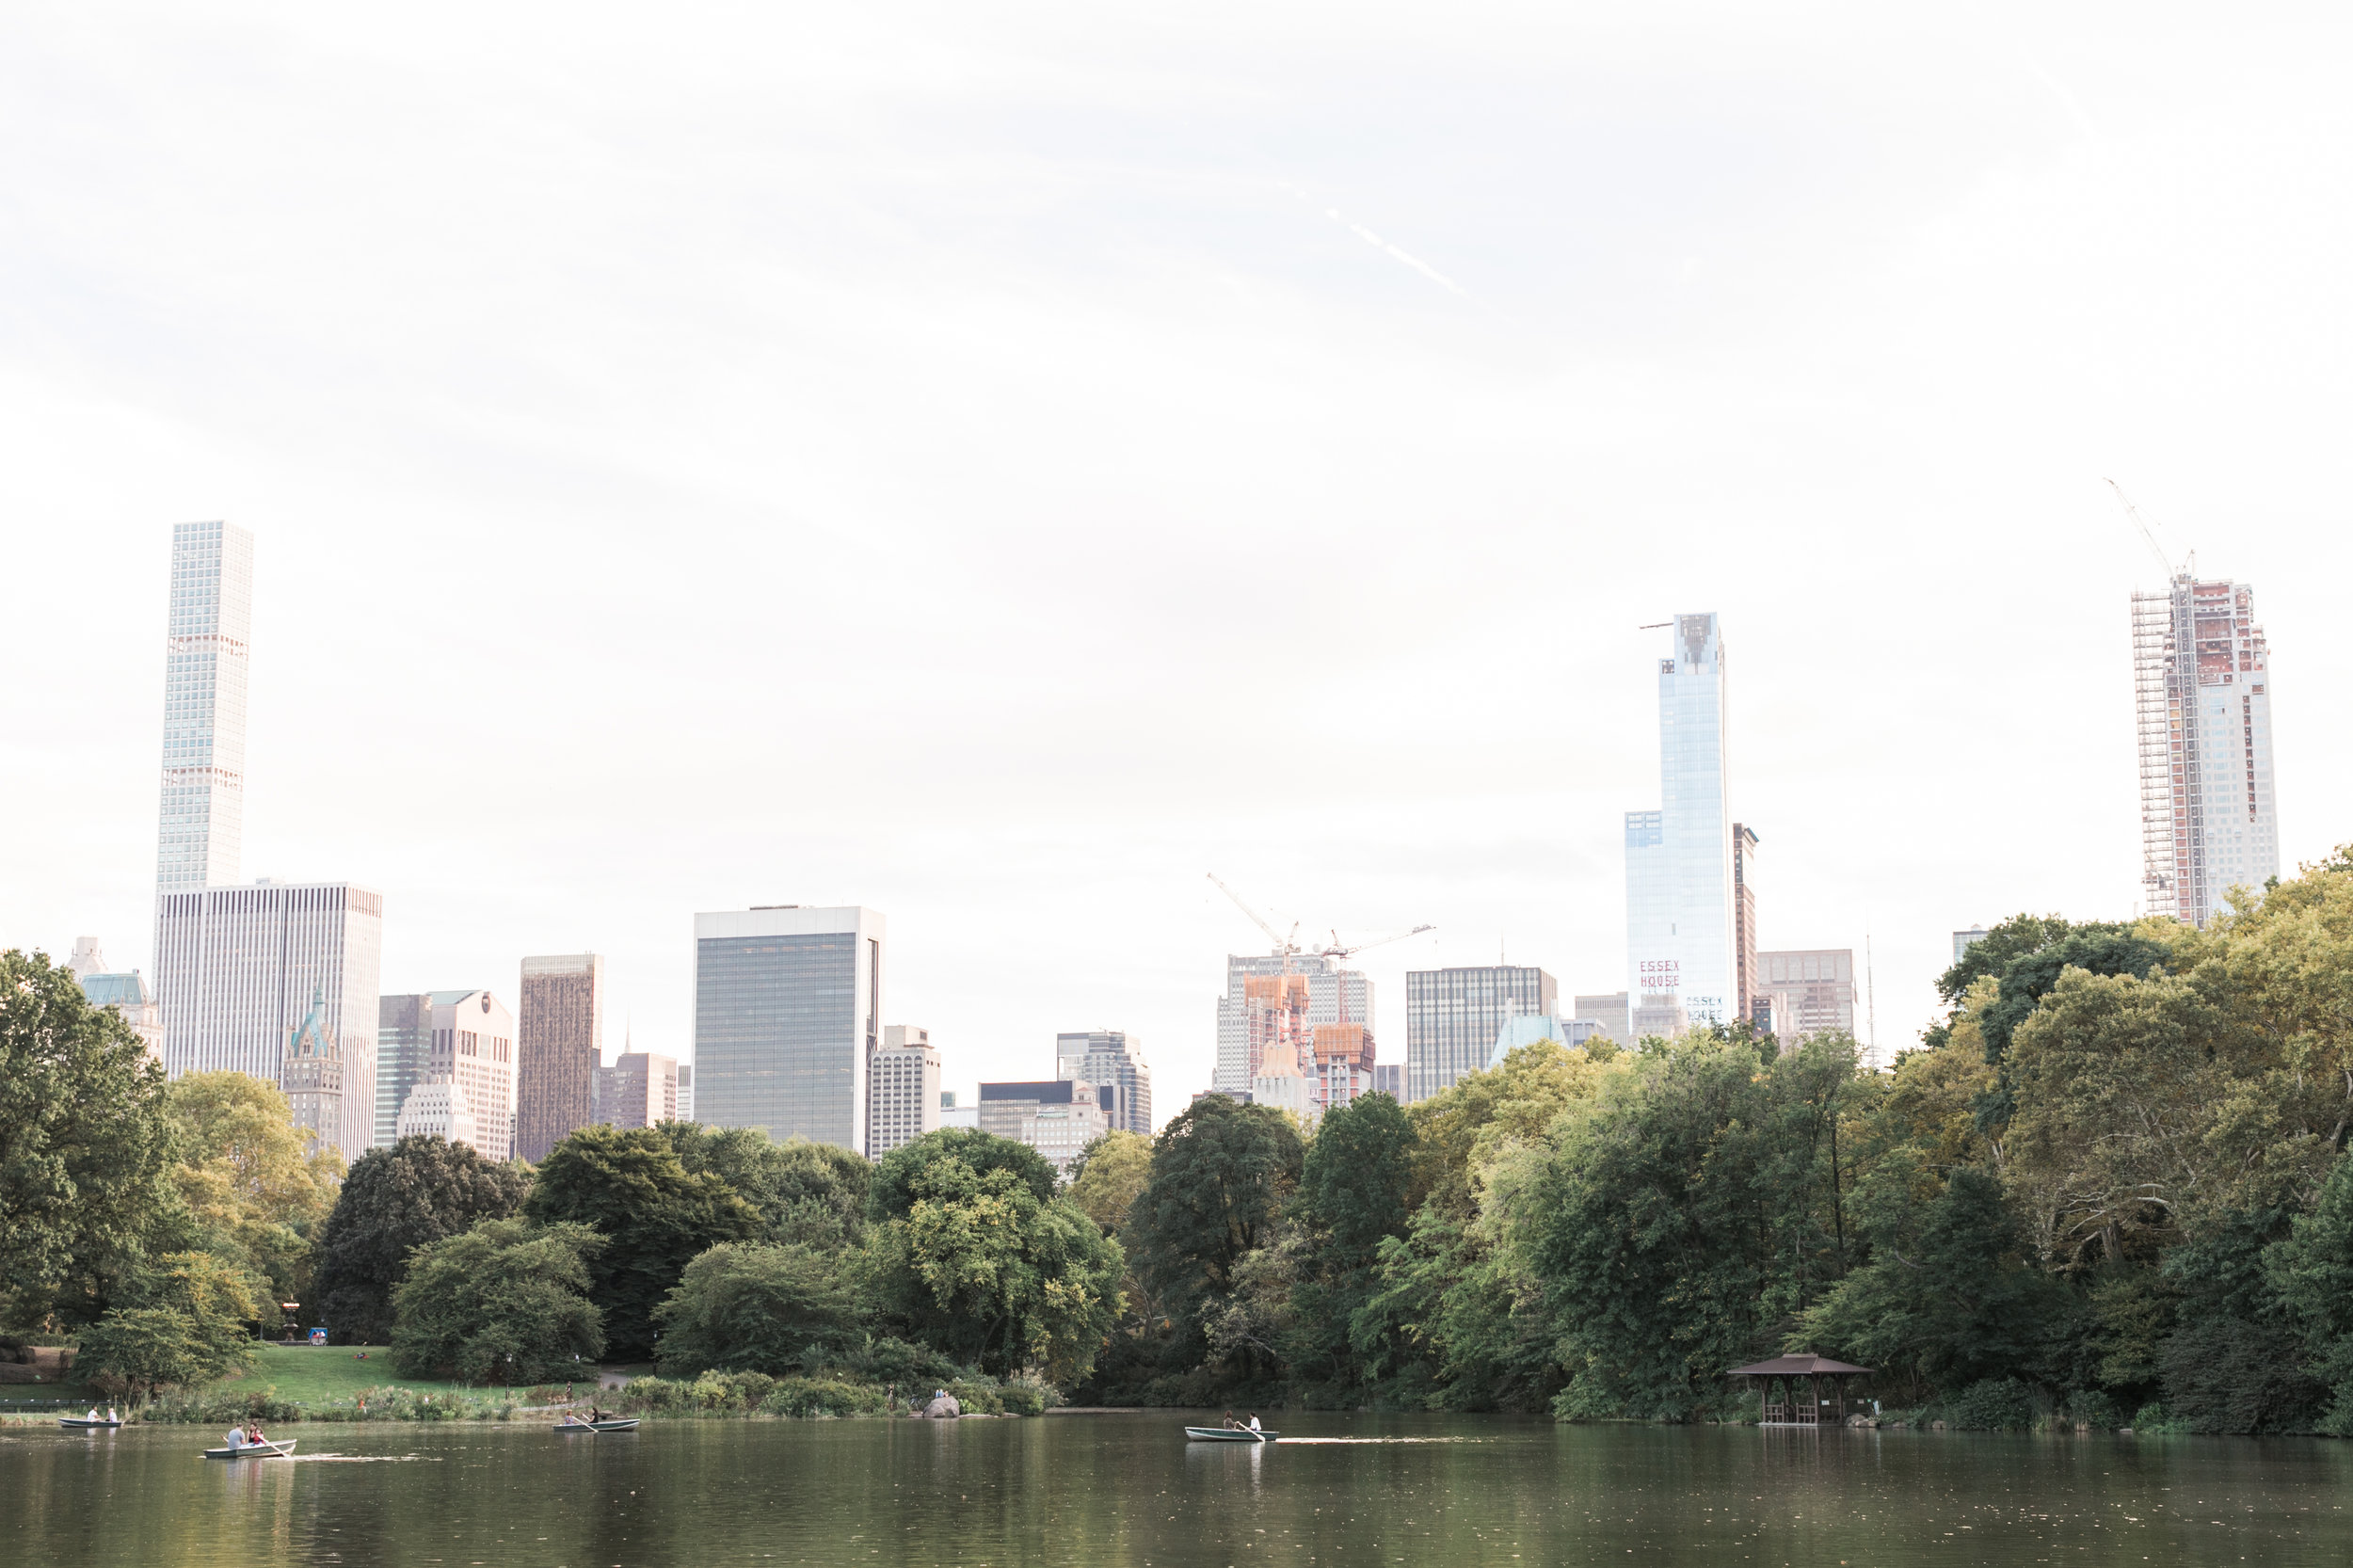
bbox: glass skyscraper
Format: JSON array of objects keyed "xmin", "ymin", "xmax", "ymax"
[
  {"xmin": 1625, "ymin": 613, "xmax": 1735, "ymax": 1031},
  {"xmin": 693, "ymin": 906, "xmax": 885, "ymax": 1152},
  {"xmin": 1404, "ymin": 965, "xmax": 1558, "ymax": 1101},
  {"xmin": 156, "ymin": 520, "xmax": 254, "ymax": 896}
]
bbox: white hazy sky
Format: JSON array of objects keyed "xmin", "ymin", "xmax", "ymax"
[{"xmin": 7, "ymin": 3, "xmax": 2350, "ymax": 1121}]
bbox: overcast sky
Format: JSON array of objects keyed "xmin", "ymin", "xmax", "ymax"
[{"xmin": 7, "ymin": 3, "xmax": 2350, "ymax": 1120}]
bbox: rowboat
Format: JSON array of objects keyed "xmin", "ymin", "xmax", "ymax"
[
  {"xmin": 204, "ymin": 1439, "xmax": 296, "ymax": 1460},
  {"xmin": 555, "ymin": 1418, "xmax": 639, "ymax": 1432},
  {"xmin": 1184, "ymin": 1426, "xmax": 1277, "ymax": 1443},
  {"xmin": 58, "ymin": 1417, "xmax": 121, "ymax": 1430}
]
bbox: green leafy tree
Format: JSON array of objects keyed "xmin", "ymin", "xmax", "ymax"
[
  {"xmin": 1284, "ymin": 1093, "xmax": 1415, "ymax": 1390},
  {"xmin": 524, "ymin": 1126, "xmax": 761, "ymax": 1360},
  {"xmin": 1066, "ymin": 1130, "xmax": 1153, "ymax": 1236},
  {"xmin": 1525, "ymin": 1035, "xmax": 1867, "ymax": 1420},
  {"xmin": 1123, "ymin": 1096, "xmax": 1302, "ymax": 1373},
  {"xmin": 651, "ymin": 1241, "xmax": 858, "ymax": 1376},
  {"xmin": 665, "ymin": 1125, "xmax": 872, "ymax": 1250},
  {"xmin": 869, "ymin": 1128, "xmax": 1056, "ymax": 1221},
  {"xmin": 868, "ymin": 1134, "xmax": 1124, "ymax": 1380},
  {"xmin": 77, "ymin": 1251, "xmax": 258, "ymax": 1401},
  {"xmin": 390, "ymin": 1219, "xmax": 605, "ymax": 1382},
  {"xmin": 311, "ymin": 1135, "xmax": 532, "ymax": 1342},
  {"xmin": 2266, "ymin": 1154, "xmax": 2353, "ymax": 1432},
  {"xmin": 163, "ymin": 1070, "xmax": 343, "ymax": 1311},
  {"xmin": 0, "ymin": 950, "xmax": 177, "ymax": 1325}
]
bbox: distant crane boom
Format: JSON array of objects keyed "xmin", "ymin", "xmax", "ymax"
[
  {"xmin": 2106, "ymin": 479, "xmax": 2183, "ymax": 582},
  {"xmin": 1316, "ymin": 924, "xmax": 1434, "ymax": 961},
  {"xmin": 1208, "ymin": 872, "xmax": 1299, "ymax": 959}
]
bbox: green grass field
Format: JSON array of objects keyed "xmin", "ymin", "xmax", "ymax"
[{"xmin": 214, "ymin": 1345, "xmax": 572, "ymax": 1405}]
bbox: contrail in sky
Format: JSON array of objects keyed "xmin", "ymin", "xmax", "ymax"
[{"xmin": 1279, "ymin": 181, "xmax": 1470, "ymax": 298}]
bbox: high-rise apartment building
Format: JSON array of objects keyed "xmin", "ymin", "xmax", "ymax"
[
  {"xmin": 65, "ymin": 937, "xmax": 163, "ymax": 1060},
  {"xmin": 1951, "ymin": 927, "xmax": 1988, "ymax": 967},
  {"xmin": 1626, "ymin": 613, "xmax": 1735, "ymax": 1032},
  {"xmin": 1755, "ymin": 950, "xmax": 1857, "ymax": 1054},
  {"xmin": 157, "ymin": 881, "xmax": 383, "ymax": 1159},
  {"xmin": 1732, "ymin": 824, "xmax": 1761, "ymax": 1025},
  {"xmin": 595, "ymin": 1050, "xmax": 677, "ymax": 1129},
  {"xmin": 1056, "ymin": 1030, "xmax": 1153, "ymax": 1136},
  {"xmin": 869, "ymin": 1024, "xmax": 942, "ymax": 1156},
  {"xmin": 677, "ymin": 1064, "xmax": 694, "ymax": 1123},
  {"xmin": 1213, "ymin": 955, "xmax": 1369, "ymax": 1096},
  {"xmin": 694, "ymin": 905, "xmax": 885, "ymax": 1151},
  {"xmin": 155, "ymin": 521, "xmax": 254, "ymax": 900},
  {"xmin": 377, "ymin": 990, "xmax": 518, "ymax": 1161},
  {"xmin": 1404, "ymin": 966, "xmax": 1558, "ymax": 1102},
  {"xmin": 1370, "ymin": 1063, "xmax": 1403, "ymax": 1099},
  {"xmin": 978, "ymin": 1079, "xmax": 1112, "ymax": 1177},
  {"xmin": 517, "ymin": 953, "xmax": 603, "ymax": 1161},
  {"xmin": 1574, "ymin": 992, "xmax": 1631, "ymax": 1044},
  {"xmin": 2132, "ymin": 575, "xmax": 2280, "ymax": 927}
]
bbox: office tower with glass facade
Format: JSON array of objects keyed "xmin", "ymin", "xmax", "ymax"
[
  {"xmin": 2132, "ymin": 575, "xmax": 2280, "ymax": 927},
  {"xmin": 1625, "ymin": 612, "xmax": 1735, "ymax": 1030},
  {"xmin": 1055, "ymin": 1030, "xmax": 1153, "ymax": 1136},
  {"xmin": 155, "ymin": 521, "xmax": 254, "ymax": 900},
  {"xmin": 156, "ymin": 881, "xmax": 383, "ymax": 1159},
  {"xmin": 1370, "ymin": 1063, "xmax": 1403, "ymax": 1099},
  {"xmin": 694, "ymin": 905, "xmax": 885, "ymax": 1151},
  {"xmin": 595, "ymin": 1050, "xmax": 677, "ymax": 1129},
  {"xmin": 517, "ymin": 953, "xmax": 603, "ymax": 1161},
  {"xmin": 1951, "ymin": 927, "xmax": 1988, "ymax": 966},
  {"xmin": 869, "ymin": 1024, "xmax": 942, "ymax": 1156},
  {"xmin": 1755, "ymin": 949, "xmax": 1857, "ymax": 1054},
  {"xmin": 376, "ymin": 990, "xmax": 517, "ymax": 1161},
  {"xmin": 1213, "ymin": 954, "xmax": 1369, "ymax": 1096},
  {"xmin": 1404, "ymin": 965, "xmax": 1558, "ymax": 1102}
]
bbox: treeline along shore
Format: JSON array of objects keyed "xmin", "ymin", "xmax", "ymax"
[{"xmin": 8, "ymin": 853, "xmax": 2353, "ymax": 1433}]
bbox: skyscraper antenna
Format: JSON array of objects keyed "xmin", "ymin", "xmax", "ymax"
[{"xmin": 1864, "ymin": 927, "xmax": 1878, "ymax": 1071}]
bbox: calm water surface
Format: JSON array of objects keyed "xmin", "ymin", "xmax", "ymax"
[{"xmin": 6, "ymin": 1412, "xmax": 2349, "ymax": 1567}]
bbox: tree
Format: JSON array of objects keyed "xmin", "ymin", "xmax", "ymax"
[
  {"xmin": 77, "ymin": 1251, "xmax": 258, "ymax": 1401},
  {"xmin": 869, "ymin": 1128, "xmax": 1056, "ymax": 1221},
  {"xmin": 1066, "ymin": 1131, "xmax": 1153, "ymax": 1236},
  {"xmin": 1283, "ymin": 1093, "xmax": 1415, "ymax": 1389},
  {"xmin": 390, "ymin": 1219, "xmax": 605, "ymax": 1382},
  {"xmin": 524, "ymin": 1126, "xmax": 761, "ymax": 1360},
  {"xmin": 1123, "ymin": 1096, "xmax": 1302, "ymax": 1369},
  {"xmin": 868, "ymin": 1136, "xmax": 1125, "ymax": 1380},
  {"xmin": 1525, "ymin": 1035, "xmax": 1868, "ymax": 1420},
  {"xmin": 0, "ymin": 950, "xmax": 176, "ymax": 1325},
  {"xmin": 311, "ymin": 1135, "xmax": 533, "ymax": 1342},
  {"xmin": 2266, "ymin": 1153, "xmax": 2353, "ymax": 1433},
  {"xmin": 664, "ymin": 1125, "xmax": 872, "ymax": 1250},
  {"xmin": 163, "ymin": 1070, "xmax": 343, "ymax": 1311},
  {"xmin": 651, "ymin": 1242, "xmax": 858, "ymax": 1376}
]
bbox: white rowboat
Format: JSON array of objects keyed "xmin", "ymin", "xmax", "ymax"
[
  {"xmin": 1184, "ymin": 1426, "xmax": 1277, "ymax": 1443},
  {"xmin": 204, "ymin": 1439, "xmax": 296, "ymax": 1460}
]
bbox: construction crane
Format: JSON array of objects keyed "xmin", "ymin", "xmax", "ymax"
[
  {"xmin": 2106, "ymin": 479, "xmax": 2189, "ymax": 583},
  {"xmin": 1206, "ymin": 872, "xmax": 1300, "ymax": 964},
  {"xmin": 1313, "ymin": 925, "xmax": 1433, "ymax": 964}
]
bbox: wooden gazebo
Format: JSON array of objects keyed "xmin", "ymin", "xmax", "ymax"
[{"xmin": 1727, "ymin": 1353, "xmax": 1871, "ymax": 1426}]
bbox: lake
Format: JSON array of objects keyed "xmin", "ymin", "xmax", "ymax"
[{"xmin": 6, "ymin": 1412, "xmax": 2349, "ymax": 1567}]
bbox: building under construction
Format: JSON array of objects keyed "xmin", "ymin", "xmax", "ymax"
[
  {"xmin": 2132, "ymin": 574, "xmax": 2280, "ymax": 927},
  {"xmin": 1215, "ymin": 955, "xmax": 1376, "ymax": 1117}
]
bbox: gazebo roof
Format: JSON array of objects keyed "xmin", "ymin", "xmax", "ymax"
[{"xmin": 1726, "ymin": 1353, "xmax": 1871, "ymax": 1377}]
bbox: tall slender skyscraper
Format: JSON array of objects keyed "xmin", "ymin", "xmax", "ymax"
[
  {"xmin": 1625, "ymin": 613, "xmax": 1734, "ymax": 1031},
  {"xmin": 2132, "ymin": 575, "xmax": 2280, "ymax": 927},
  {"xmin": 156, "ymin": 521, "xmax": 254, "ymax": 897}
]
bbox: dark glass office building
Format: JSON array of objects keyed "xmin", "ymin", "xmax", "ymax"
[{"xmin": 693, "ymin": 906, "xmax": 884, "ymax": 1151}]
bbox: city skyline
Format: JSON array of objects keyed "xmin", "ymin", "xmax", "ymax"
[{"xmin": 14, "ymin": 8, "xmax": 2353, "ymax": 1117}]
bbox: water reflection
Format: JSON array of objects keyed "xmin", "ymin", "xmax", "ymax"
[{"xmin": 7, "ymin": 1413, "xmax": 2351, "ymax": 1568}]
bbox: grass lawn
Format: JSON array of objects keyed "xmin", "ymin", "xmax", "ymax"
[{"xmin": 214, "ymin": 1345, "xmax": 570, "ymax": 1406}]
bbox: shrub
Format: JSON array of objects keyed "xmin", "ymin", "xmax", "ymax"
[
  {"xmin": 390, "ymin": 1219, "xmax": 605, "ymax": 1383},
  {"xmin": 2158, "ymin": 1316, "xmax": 2327, "ymax": 1434},
  {"xmin": 650, "ymin": 1242, "xmax": 856, "ymax": 1377},
  {"xmin": 2064, "ymin": 1389, "xmax": 2121, "ymax": 1429},
  {"xmin": 1947, "ymin": 1377, "xmax": 2037, "ymax": 1431},
  {"xmin": 763, "ymin": 1378, "xmax": 888, "ymax": 1417}
]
